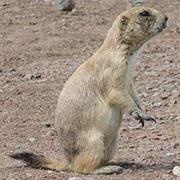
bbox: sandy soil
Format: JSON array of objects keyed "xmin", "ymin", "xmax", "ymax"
[{"xmin": 0, "ymin": 0, "xmax": 179, "ymax": 179}]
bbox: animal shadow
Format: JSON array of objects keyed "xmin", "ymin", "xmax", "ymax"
[{"xmin": 109, "ymin": 160, "xmax": 180, "ymax": 172}]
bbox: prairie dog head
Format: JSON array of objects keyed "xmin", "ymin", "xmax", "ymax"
[{"xmin": 108, "ymin": 7, "xmax": 168, "ymax": 50}]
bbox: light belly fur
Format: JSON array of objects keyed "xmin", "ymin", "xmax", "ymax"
[{"xmin": 96, "ymin": 104, "xmax": 122, "ymax": 144}]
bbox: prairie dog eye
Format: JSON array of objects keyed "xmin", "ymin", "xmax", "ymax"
[{"xmin": 139, "ymin": 11, "xmax": 150, "ymax": 17}]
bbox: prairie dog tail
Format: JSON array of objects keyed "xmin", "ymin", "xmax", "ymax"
[{"xmin": 9, "ymin": 152, "xmax": 68, "ymax": 171}]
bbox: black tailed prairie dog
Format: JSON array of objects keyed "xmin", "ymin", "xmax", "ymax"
[{"xmin": 10, "ymin": 7, "xmax": 167, "ymax": 174}]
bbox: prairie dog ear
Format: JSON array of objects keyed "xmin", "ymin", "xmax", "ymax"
[{"xmin": 120, "ymin": 16, "xmax": 129, "ymax": 31}]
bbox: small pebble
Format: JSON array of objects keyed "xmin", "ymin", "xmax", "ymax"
[
  {"xmin": 34, "ymin": 74, "xmax": 41, "ymax": 79},
  {"xmin": 69, "ymin": 177, "xmax": 81, "ymax": 180},
  {"xmin": 24, "ymin": 74, "xmax": 34, "ymax": 80},
  {"xmin": 55, "ymin": 0, "xmax": 75, "ymax": 11},
  {"xmin": 10, "ymin": 68, "xmax": 16, "ymax": 72},
  {"xmin": 26, "ymin": 172, "xmax": 32, "ymax": 177},
  {"xmin": 160, "ymin": 93, "xmax": 170, "ymax": 100},
  {"xmin": 42, "ymin": 123, "xmax": 51, "ymax": 128},
  {"xmin": 130, "ymin": 0, "xmax": 145, "ymax": 7},
  {"xmin": 47, "ymin": 170, "xmax": 53, "ymax": 174},
  {"xmin": 29, "ymin": 137, "xmax": 37, "ymax": 143},
  {"xmin": 173, "ymin": 166, "xmax": 180, "ymax": 176},
  {"xmin": 173, "ymin": 142, "xmax": 179, "ymax": 148},
  {"xmin": 166, "ymin": 152, "xmax": 175, "ymax": 157}
]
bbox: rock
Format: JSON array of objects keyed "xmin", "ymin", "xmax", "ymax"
[
  {"xmin": 10, "ymin": 68, "xmax": 16, "ymax": 72},
  {"xmin": 44, "ymin": 0, "xmax": 53, "ymax": 3},
  {"xmin": 93, "ymin": 165, "xmax": 123, "ymax": 174},
  {"xmin": 157, "ymin": 133, "xmax": 163, "ymax": 136},
  {"xmin": 29, "ymin": 137, "xmax": 37, "ymax": 143},
  {"xmin": 42, "ymin": 123, "xmax": 51, "ymax": 128},
  {"xmin": 47, "ymin": 170, "xmax": 53, "ymax": 174},
  {"xmin": 55, "ymin": 0, "xmax": 75, "ymax": 11},
  {"xmin": 172, "ymin": 142, "xmax": 179, "ymax": 148},
  {"xmin": 152, "ymin": 102, "xmax": 162, "ymax": 107},
  {"xmin": 160, "ymin": 93, "xmax": 170, "ymax": 100},
  {"xmin": 26, "ymin": 172, "xmax": 32, "ymax": 178},
  {"xmin": 24, "ymin": 74, "xmax": 34, "ymax": 80},
  {"xmin": 34, "ymin": 73, "xmax": 41, "ymax": 79},
  {"xmin": 46, "ymin": 130, "xmax": 56, "ymax": 136},
  {"xmin": 2, "ymin": 3, "xmax": 8, "ymax": 6},
  {"xmin": 173, "ymin": 166, "xmax": 180, "ymax": 176},
  {"xmin": 69, "ymin": 177, "xmax": 81, "ymax": 180},
  {"xmin": 129, "ymin": 145, "xmax": 135, "ymax": 149},
  {"xmin": 146, "ymin": 148, "xmax": 153, "ymax": 152},
  {"xmin": 166, "ymin": 152, "xmax": 175, "ymax": 157},
  {"xmin": 24, "ymin": 73, "xmax": 41, "ymax": 80},
  {"xmin": 130, "ymin": 0, "xmax": 145, "ymax": 7},
  {"xmin": 138, "ymin": 135, "xmax": 147, "ymax": 139}
]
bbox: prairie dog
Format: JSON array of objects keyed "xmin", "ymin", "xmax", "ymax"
[{"xmin": 10, "ymin": 7, "xmax": 167, "ymax": 174}]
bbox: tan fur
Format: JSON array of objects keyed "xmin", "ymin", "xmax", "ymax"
[{"xmin": 11, "ymin": 7, "xmax": 167, "ymax": 174}]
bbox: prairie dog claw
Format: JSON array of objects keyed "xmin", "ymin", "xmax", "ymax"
[{"xmin": 131, "ymin": 111, "xmax": 156, "ymax": 127}]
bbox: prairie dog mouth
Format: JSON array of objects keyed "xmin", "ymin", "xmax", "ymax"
[
  {"xmin": 156, "ymin": 15, "xmax": 168, "ymax": 33},
  {"xmin": 157, "ymin": 22, "xmax": 167, "ymax": 32}
]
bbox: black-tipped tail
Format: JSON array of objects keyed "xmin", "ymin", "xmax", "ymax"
[
  {"xmin": 9, "ymin": 152, "xmax": 68, "ymax": 171},
  {"xmin": 9, "ymin": 152, "xmax": 46, "ymax": 169}
]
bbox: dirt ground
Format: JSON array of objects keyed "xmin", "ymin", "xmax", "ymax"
[{"xmin": 0, "ymin": 0, "xmax": 179, "ymax": 179}]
